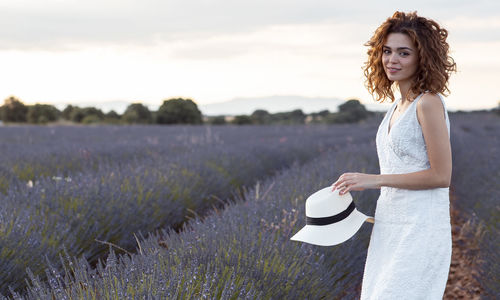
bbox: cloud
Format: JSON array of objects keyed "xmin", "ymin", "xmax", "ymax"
[
  {"xmin": 0, "ymin": 0, "xmax": 342, "ymax": 50},
  {"xmin": 443, "ymin": 15, "xmax": 500, "ymax": 43},
  {"xmin": 0, "ymin": 0, "xmax": 498, "ymax": 51},
  {"xmin": 166, "ymin": 21, "xmax": 370, "ymax": 60}
]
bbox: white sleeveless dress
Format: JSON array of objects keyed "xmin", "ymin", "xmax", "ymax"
[{"xmin": 360, "ymin": 92, "xmax": 452, "ymax": 299}]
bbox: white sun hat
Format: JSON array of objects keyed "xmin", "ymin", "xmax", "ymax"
[{"xmin": 290, "ymin": 186, "xmax": 374, "ymax": 246}]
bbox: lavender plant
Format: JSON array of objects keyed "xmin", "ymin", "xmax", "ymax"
[
  {"xmin": 0, "ymin": 122, "xmax": 377, "ymax": 295},
  {"xmin": 15, "ymin": 140, "xmax": 380, "ymax": 299},
  {"xmin": 3, "ymin": 112, "xmax": 498, "ymax": 299}
]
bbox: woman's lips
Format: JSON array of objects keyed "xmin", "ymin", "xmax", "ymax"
[{"xmin": 388, "ymin": 67, "xmax": 400, "ymax": 73}]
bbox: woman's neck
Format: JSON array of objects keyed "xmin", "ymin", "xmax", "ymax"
[{"xmin": 396, "ymin": 79, "xmax": 416, "ymax": 104}]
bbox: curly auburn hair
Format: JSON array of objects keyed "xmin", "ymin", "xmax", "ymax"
[{"xmin": 363, "ymin": 11, "xmax": 457, "ymax": 103}]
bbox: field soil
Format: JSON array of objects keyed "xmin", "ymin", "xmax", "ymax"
[{"xmin": 444, "ymin": 186, "xmax": 483, "ymax": 299}]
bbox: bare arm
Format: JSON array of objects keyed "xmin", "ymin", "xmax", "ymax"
[
  {"xmin": 377, "ymin": 168, "xmax": 448, "ymax": 190},
  {"xmin": 377, "ymin": 93, "xmax": 452, "ymax": 189}
]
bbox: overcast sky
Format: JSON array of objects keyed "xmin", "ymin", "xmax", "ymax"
[{"xmin": 1, "ymin": 0, "xmax": 499, "ymax": 111}]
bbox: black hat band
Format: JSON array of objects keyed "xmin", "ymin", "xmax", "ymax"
[{"xmin": 306, "ymin": 201, "xmax": 355, "ymax": 226}]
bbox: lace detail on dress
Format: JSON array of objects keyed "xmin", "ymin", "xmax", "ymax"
[{"xmin": 376, "ymin": 92, "xmax": 450, "ymax": 175}]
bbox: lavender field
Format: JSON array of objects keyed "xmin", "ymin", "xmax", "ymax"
[{"xmin": 0, "ymin": 112, "xmax": 498, "ymax": 299}]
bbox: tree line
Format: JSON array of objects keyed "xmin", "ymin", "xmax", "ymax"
[
  {"xmin": 223, "ymin": 99, "xmax": 374, "ymax": 125},
  {"xmin": 0, "ymin": 97, "xmax": 204, "ymax": 125},
  {"xmin": 0, "ymin": 96, "xmax": 375, "ymax": 125}
]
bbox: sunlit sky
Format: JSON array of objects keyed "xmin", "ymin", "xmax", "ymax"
[{"xmin": 1, "ymin": 0, "xmax": 499, "ymax": 112}]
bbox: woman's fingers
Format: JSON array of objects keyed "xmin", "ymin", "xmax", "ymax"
[
  {"xmin": 340, "ymin": 186, "xmax": 349, "ymax": 195},
  {"xmin": 332, "ymin": 182, "xmax": 349, "ymax": 193},
  {"xmin": 332, "ymin": 173, "xmax": 354, "ymax": 192},
  {"xmin": 331, "ymin": 181, "xmax": 341, "ymax": 190},
  {"xmin": 332, "ymin": 172, "xmax": 372, "ymax": 193},
  {"xmin": 333, "ymin": 180, "xmax": 350, "ymax": 188}
]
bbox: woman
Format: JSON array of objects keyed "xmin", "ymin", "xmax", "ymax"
[{"xmin": 331, "ymin": 11, "xmax": 457, "ymax": 299}]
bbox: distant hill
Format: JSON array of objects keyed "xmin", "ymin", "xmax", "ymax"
[{"xmin": 199, "ymin": 95, "xmax": 392, "ymax": 116}]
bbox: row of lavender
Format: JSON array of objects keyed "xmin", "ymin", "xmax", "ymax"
[
  {"xmin": 0, "ymin": 123, "xmax": 377, "ymax": 295},
  {"xmin": 446, "ymin": 112, "xmax": 499, "ymax": 298},
  {"xmin": 17, "ymin": 140, "xmax": 381, "ymax": 299}
]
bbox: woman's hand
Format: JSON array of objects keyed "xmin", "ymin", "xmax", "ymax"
[{"xmin": 331, "ymin": 172, "xmax": 380, "ymax": 195}]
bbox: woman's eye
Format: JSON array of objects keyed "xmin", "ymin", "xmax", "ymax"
[
  {"xmin": 400, "ymin": 52, "xmax": 409, "ymax": 56},
  {"xmin": 383, "ymin": 49, "xmax": 390, "ymax": 54}
]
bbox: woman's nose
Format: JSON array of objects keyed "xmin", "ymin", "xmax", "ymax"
[{"xmin": 388, "ymin": 53, "xmax": 398, "ymax": 63}]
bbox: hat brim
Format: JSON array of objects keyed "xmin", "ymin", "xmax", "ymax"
[{"xmin": 290, "ymin": 209, "xmax": 370, "ymax": 246}]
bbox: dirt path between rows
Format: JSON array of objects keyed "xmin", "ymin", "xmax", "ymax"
[{"xmin": 443, "ymin": 185, "xmax": 483, "ymax": 299}]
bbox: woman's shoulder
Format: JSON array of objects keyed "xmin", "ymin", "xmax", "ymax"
[
  {"xmin": 418, "ymin": 92, "xmax": 444, "ymax": 108},
  {"xmin": 416, "ymin": 92, "xmax": 447, "ymax": 123}
]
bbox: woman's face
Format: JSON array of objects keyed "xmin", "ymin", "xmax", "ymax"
[{"xmin": 382, "ymin": 32, "xmax": 418, "ymax": 84}]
